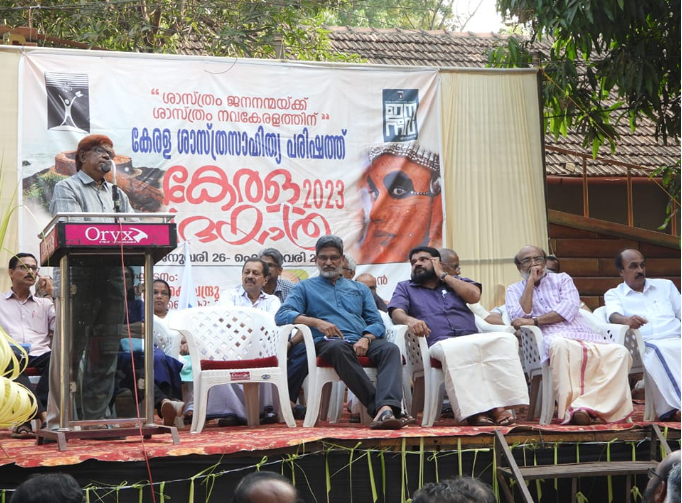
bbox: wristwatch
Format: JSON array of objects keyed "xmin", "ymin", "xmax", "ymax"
[
  {"xmin": 361, "ymin": 335, "xmax": 372, "ymax": 344},
  {"xmin": 440, "ymin": 272, "xmax": 448, "ymax": 281},
  {"xmin": 532, "ymin": 317, "xmax": 539, "ymax": 326}
]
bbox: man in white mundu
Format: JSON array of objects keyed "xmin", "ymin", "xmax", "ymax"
[
  {"xmin": 604, "ymin": 249, "xmax": 680, "ymax": 422},
  {"xmin": 506, "ymin": 245, "xmax": 633, "ymax": 425},
  {"xmin": 389, "ymin": 246, "xmax": 528, "ymax": 426}
]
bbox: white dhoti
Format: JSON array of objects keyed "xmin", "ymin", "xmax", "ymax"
[
  {"xmin": 429, "ymin": 332, "xmax": 529, "ymax": 422},
  {"xmin": 642, "ymin": 337, "xmax": 681, "ymax": 418},
  {"xmin": 549, "ymin": 338, "xmax": 633, "ymax": 424},
  {"xmin": 206, "ymin": 383, "xmax": 274, "ymax": 419}
]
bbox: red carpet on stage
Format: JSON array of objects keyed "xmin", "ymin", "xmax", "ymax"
[{"xmin": 2, "ymin": 402, "xmax": 675, "ymax": 469}]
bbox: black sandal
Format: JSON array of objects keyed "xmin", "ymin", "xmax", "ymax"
[{"xmin": 369, "ymin": 410, "xmax": 402, "ymax": 430}]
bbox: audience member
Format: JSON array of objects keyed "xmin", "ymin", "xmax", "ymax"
[
  {"xmin": 355, "ymin": 273, "xmax": 388, "ymax": 312},
  {"xmin": 11, "ymin": 473, "xmax": 84, "ymax": 503},
  {"xmin": 258, "ymin": 248, "xmax": 296, "ymax": 303},
  {"xmin": 666, "ymin": 461, "xmax": 680, "ymax": 503},
  {"xmin": 0, "ymin": 253, "xmax": 55, "ymax": 438},
  {"xmin": 390, "ymin": 246, "xmax": 527, "ymax": 426},
  {"xmin": 438, "ymin": 248, "xmax": 506, "ymax": 326},
  {"xmin": 506, "ymin": 245, "xmax": 633, "ymax": 425},
  {"xmin": 342, "ymin": 254, "xmax": 357, "ymax": 280},
  {"xmin": 232, "ymin": 471, "xmax": 300, "ymax": 503},
  {"xmin": 412, "ymin": 477, "xmax": 495, "ymax": 503},
  {"xmin": 644, "ymin": 450, "xmax": 681, "ymax": 503},
  {"xmin": 604, "ymin": 249, "xmax": 681, "ymax": 421},
  {"xmin": 220, "ymin": 259, "xmax": 281, "ymax": 314},
  {"xmin": 545, "ymin": 254, "xmax": 560, "ymax": 273},
  {"xmin": 276, "ymin": 235, "xmax": 408, "ymax": 429},
  {"xmin": 214, "ymin": 260, "xmax": 281, "ymax": 425},
  {"xmin": 117, "ymin": 279, "xmax": 185, "ymax": 427},
  {"xmin": 124, "ymin": 266, "xmax": 144, "ymax": 324}
]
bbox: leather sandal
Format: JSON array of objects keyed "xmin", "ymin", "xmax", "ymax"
[
  {"xmin": 466, "ymin": 414, "xmax": 495, "ymax": 426},
  {"xmin": 369, "ymin": 409, "xmax": 402, "ymax": 430}
]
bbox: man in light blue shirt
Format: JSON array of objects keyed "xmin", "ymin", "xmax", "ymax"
[{"xmin": 275, "ymin": 235, "xmax": 406, "ymax": 429}]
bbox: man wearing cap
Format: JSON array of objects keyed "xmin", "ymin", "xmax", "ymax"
[
  {"xmin": 275, "ymin": 235, "xmax": 407, "ymax": 429},
  {"xmin": 47, "ymin": 135, "xmax": 135, "ymax": 427}
]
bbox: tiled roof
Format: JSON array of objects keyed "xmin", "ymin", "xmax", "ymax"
[{"xmin": 326, "ymin": 27, "xmax": 680, "ymax": 177}]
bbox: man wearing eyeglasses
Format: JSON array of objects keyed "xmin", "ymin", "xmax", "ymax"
[
  {"xmin": 644, "ymin": 450, "xmax": 680, "ymax": 503},
  {"xmin": 276, "ymin": 235, "xmax": 409, "ymax": 429},
  {"xmin": 47, "ymin": 135, "xmax": 135, "ymax": 429},
  {"xmin": 0, "ymin": 253, "xmax": 55, "ymax": 438},
  {"xmin": 506, "ymin": 245, "xmax": 633, "ymax": 425}
]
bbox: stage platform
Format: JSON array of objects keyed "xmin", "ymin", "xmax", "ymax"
[{"xmin": 1, "ymin": 404, "xmax": 679, "ymax": 503}]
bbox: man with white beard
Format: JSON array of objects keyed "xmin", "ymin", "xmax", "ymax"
[{"xmin": 506, "ymin": 245, "xmax": 633, "ymax": 425}]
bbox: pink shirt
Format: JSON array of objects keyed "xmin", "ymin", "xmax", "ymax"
[
  {"xmin": 506, "ymin": 272, "xmax": 603, "ymax": 361},
  {"xmin": 0, "ymin": 290, "xmax": 56, "ymax": 356}
]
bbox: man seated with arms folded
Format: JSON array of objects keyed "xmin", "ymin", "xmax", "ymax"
[
  {"xmin": 0, "ymin": 253, "xmax": 55, "ymax": 438},
  {"xmin": 389, "ymin": 246, "xmax": 528, "ymax": 426},
  {"xmin": 275, "ymin": 235, "xmax": 410, "ymax": 429},
  {"xmin": 506, "ymin": 245, "xmax": 633, "ymax": 425},
  {"xmin": 604, "ymin": 249, "xmax": 681, "ymax": 422}
]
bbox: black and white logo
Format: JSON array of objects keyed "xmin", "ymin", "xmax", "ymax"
[
  {"xmin": 45, "ymin": 72, "xmax": 90, "ymax": 133},
  {"xmin": 382, "ymin": 89, "xmax": 419, "ymax": 142}
]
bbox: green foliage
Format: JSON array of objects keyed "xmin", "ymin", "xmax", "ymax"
[
  {"xmin": 488, "ymin": 0, "xmax": 680, "ymax": 154},
  {"xmin": 318, "ymin": 0, "xmax": 458, "ymax": 30},
  {"xmin": 651, "ymin": 160, "xmax": 681, "ymax": 231},
  {"xmin": 0, "ymin": 0, "xmax": 362, "ymax": 62}
]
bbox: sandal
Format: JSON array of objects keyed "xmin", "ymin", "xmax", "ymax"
[
  {"xmin": 11, "ymin": 422, "xmax": 36, "ymax": 439},
  {"xmin": 466, "ymin": 414, "xmax": 495, "ymax": 426},
  {"xmin": 369, "ymin": 409, "xmax": 402, "ymax": 430},
  {"xmin": 399, "ymin": 414, "xmax": 417, "ymax": 427},
  {"xmin": 495, "ymin": 415, "xmax": 515, "ymax": 426}
]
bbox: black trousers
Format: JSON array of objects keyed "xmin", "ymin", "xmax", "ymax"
[
  {"xmin": 314, "ymin": 338, "xmax": 403, "ymax": 417},
  {"xmin": 11, "ymin": 351, "xmax": 50, "ymax": 418}
]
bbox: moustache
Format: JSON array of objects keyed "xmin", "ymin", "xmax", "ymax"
[{"xmin": 635, "ymin": 273, "xmax": 645, "ymax": 279}]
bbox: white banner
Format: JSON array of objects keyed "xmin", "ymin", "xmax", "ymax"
[{"xmin": 19, "ymin": 52, "xmax": 442, "ymax": 306}]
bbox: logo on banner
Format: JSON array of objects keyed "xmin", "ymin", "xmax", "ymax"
[
  {"xmin": 45, "ymin": 72, "xmax": 90, "ymax": 133},
  {"xmin": 382, "ymin": 89, "xmax": 419, "ymax": 142}
]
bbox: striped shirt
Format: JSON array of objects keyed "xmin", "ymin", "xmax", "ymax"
[
  {"xmin": 50, "ymin": 170, "xmax": 134, "ymax": 221},
  {"xmin": 506, "ymin": 272, "xmax": 603, "ymax": 361}
]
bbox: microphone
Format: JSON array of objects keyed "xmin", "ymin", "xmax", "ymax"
[
  {"xmin": 101, "ymin": 159, "xmax": 113, "ymax": 173},
  {"xmin": 109, "ymin": 159, "xmax": 121, "ymax": 213}
]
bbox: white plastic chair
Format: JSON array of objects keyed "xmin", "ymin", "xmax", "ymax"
[
  {"xmin": 404, "ymin": 316, "xmax": 515, "ymax": 426},
  {"xmin": 169, "ymin": 306, "xmax": 297, "ymax": 432}
]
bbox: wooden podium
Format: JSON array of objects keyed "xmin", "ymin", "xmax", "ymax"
[{"xmin": 36, "ymin": 212, "xmax": 181, "ymax": 450}]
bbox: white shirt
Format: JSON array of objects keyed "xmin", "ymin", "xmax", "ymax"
[
  {"xmin": 0, "ymin": 290, "xmax": 56, "ymax": 356},
  {"xmin": 604, "ymin": 278, "xmax": 681, "ymax": 340},
  {"xmin": 219, "ymin": 285, "xmax": 281, "ymax": 316}
]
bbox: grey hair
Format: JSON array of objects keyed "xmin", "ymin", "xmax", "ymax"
[
  {"xmin": 344, "ymin": 254, "xmax": 357, "ymax": 272},
  {"xmin": 259, "ymin": 247, "xmax": 284, "ymax": 267},
  {"xmin": 315, "ymin": 235, "xmax": 344, "ymax": 255}
]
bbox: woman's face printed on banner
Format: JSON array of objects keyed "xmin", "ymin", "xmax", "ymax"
[{"xmin": 359, "ymin": 153, "xmax": 441, "ymax": 264}]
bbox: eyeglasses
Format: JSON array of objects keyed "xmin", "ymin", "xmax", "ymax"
[
  {"xmin": 342, "ymin": 267, "xmax": 354, "ymax": 272},
  {"xmin": 92, "ymin": 146, "xmax": 115, "ymax": 157},
  {"xmin": 648, "ymin": 467, "xmax": 666, "ymax": 483},
  {"xmin": 317, "ymin": 255, "xmax": 342, "ymax": 263},
  {"xmin": 153, "ymin": 290, "xmax": 170, "ymax": 297},
  {"xmin": 16, "ymin": 264, "xmax": 39, "ymax": 273},
  {"xmin": 520, "ymin": 256, "xmax": 546, "ymax": 266}
]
